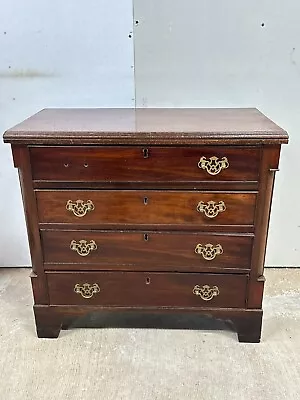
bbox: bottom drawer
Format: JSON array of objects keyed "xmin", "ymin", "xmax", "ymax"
[{"xmin": 47, "ymin": 272, "xmax": 248, "ymax": 308}]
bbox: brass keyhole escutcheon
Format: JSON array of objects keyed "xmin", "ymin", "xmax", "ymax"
[
  {"xmin": 144, "ymin": 196, "xmax": 148, "ymax": 205},
  {"xmin": 146, "ymin": 277, "xmax": 151, "ymax": 285},
  {"xmin": 143, "ymin": 148, "xmax": 149, "ymax": 158},
  {"xmin": 144, "ymin": 233, "xmax": 149, "ymax": 241}
]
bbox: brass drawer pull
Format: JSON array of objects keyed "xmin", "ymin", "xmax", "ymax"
[
  {"xmin": 193, "ymin": 285, "xmax": 220, "ymax": 301},
  {"xmin": 66, "ymin": 200, "xmax": 94, "ymax": 217},
  {"xmin": 70, "ymin": 240, "xmax": 97, "ymax": 256},
  {"xmin": 74, "ymin": 283, "xmax": 100, "ymax": 299},
  {"xmin": 198, "ymin": 156, "xmax": 229, "ymax": 175},
  {"xmin": 197, "ymin": 200, "xmax": 226, "ymax": 218},
  {"xmin": 195, "ymin": 243, "xmax": 223, "ymax": 260}
]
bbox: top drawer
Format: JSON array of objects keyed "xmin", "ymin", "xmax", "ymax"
[{"xmin": 30, "ymin": 146, "xmax": 260, "ymax": 183}]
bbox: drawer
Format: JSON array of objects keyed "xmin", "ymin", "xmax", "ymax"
[
  {"xmin": 42, "ymin": 230, "xmax": 253, "ymax": 272},
  {"xmin": 47, "ymin": 271, "xmax": 248, "ymax": 308},
  {"xmin": 36, "ymin": 190, "xmax": 257, "ymax": 227},
  {"xmin": 30, "ymin": 146, "xmax": 260, "ymax": 182}
]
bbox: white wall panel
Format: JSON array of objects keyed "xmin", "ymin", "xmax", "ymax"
[
  {"xmin": 0, "ymin": 0, "xmax": 134, "ymax": 266},
  {"xmin": 133, "ymin": 0, "xmax": 300, "ymax": 267}
]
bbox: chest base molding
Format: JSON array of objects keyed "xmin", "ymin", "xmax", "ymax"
[{"xmin": 33, "ymin": 304, "xmax": 263, "ymax": 343}]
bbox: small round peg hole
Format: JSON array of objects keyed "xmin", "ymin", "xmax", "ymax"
[
  {"xmin": 146, "ymin": 277, "xmax": 151, "ymax": 285},
  {"xmin": 83, "ymin": 163, "xmax": 89, "ymax": 168},
  {"xmin": 64, "ymin": 163, "xmax": 69, "ymax": 168},
  {"xmin": 144, "ymin": 233, "xmax": 149, "ymax": 241},
  {"xmin": 143, "ymin": 197, "xmax": 148, "ymax": 205}
]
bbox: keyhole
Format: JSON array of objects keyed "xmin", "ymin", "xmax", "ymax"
[
  {"xmin": 146, "ymin": 277, "xmax": 151, "ymax": 285},
  {"xmin": 64, "ymin": 163, "xmax": 69, "ymax": 168},
  {"xmin": 83, "ymin": 163, "xmax": 89, "ymax": 168},
  {"xmin": 144, "ymin": 233, "xmax": 149, "ymax": 241},
  {"xmin": 143, "ymin": 148, "xmax": 149, "ymax": 158},
  {"xmin": 143, "ymin": 197, "xmax": 148, "ymax": 205}
]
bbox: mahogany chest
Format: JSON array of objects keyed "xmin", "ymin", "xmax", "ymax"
[{"xmin": 3, "ymin": 108, "xmax": 288, "ymax": 342}]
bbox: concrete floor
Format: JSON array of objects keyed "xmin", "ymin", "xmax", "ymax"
[{"xmin": 0, "ymin": 268, "xmax": 299, "ymax": 400}]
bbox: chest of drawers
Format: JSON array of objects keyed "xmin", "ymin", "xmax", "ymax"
[{"xmin": 3, "ymin": 108, "xmax": 288, "ymax": 342}]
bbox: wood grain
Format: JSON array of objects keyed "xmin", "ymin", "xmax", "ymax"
[
  {"xmin": 248, "ymin": 145, "xmax": 281, "ymax": 308},
  {"xmin": 46, "ymin": 271, "xmax": 248, "ymax": 308},
  {"xmin": 12, "ymin": 146, "xmax": 48, "ymax": 304},
  {"xmin": 33, "ymin": 304, "xmax": 263, "ymax": 342},
  {"xmin": 3, "ymin": 108, "xmax": 288, "ymax": 145},
  {"xmin": 30, "ymin": 146, "xmax": 260, "ymax": 182},
  {"xmin": 36, "ymin": 190, "xmax": 257, "ymax": 227},
  {"xmin": 41, "ymin": 230, "xmax": 253, "ymax": 271}
]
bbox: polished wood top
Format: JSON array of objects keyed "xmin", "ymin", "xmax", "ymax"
[{"xmin": 3, "ymin": 108, "xmax": 288, "ymax": 145}]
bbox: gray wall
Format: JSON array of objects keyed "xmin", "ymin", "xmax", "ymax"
[
  {"xmin": 133, "ymin": 0, "xmax": 300, "ymax": 267},
  {"xmin": 0, "ymin": 0, "xmax": 134, "ymax": 266}
]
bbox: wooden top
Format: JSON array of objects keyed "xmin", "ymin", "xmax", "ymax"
[{"xmin": 3, "ymin": 108, "xmax": 288, "ymax": 145}]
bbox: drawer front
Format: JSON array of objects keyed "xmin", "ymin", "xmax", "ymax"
[
  {"xmin": 36, "ymin": 190, "xmax": 256, "ymax": 227},
  {"xmin": 47, "ymin": 272, "xmax": 248, "ymax": 308},
  {"xmin": 42, "ymin": 231, "xmax": 253, "ymax": 272},
  {"xmin": 30, "ymin": 146, "xmax": 260, "ymax": 182}
]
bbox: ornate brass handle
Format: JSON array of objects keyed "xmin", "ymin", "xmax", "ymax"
[
  {"xmin": 66, "ymin": 200, "xmax": 94, "ymax": 217},
  {"xmin": 195, "ymin": 243, "xmax": 223, "ymax": 260},
  {"xmin": 198, "ymin": 156, "xmax": 229, "ymax": 175},
  {"xmin": 193, "ymin": 285, "xmax": 220, "ymax": 301},
  {"xmin": 197, "ymin": 200, "xmax": 226, "ymax": 218},
  {"xmin": 70, "ymin": 240, "xmax": 97, "ymax": 256},
  {"xmin": 74, "ymin": 283, "xmax": 100, "ymax": 298}
]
